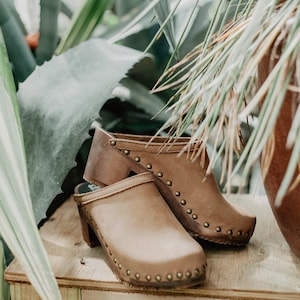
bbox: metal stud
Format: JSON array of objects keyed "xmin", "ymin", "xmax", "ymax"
[
  {"xmin": 113, "ymin": 258, "xmax": 117, "ymax": 264},
  {"xmin": 134, "ymin": 157, "xmax": 140, "ymax": 162},
  {"xmin": 237, "ymin": 231, "xmax": 242, "ymax": 236},
  {"xmin": 155, "ymin": 275, "xmax": 161, "ymax": 282},
  {"xmin": 145, "ymin": 275, "xmax": 151, "ymax": 281},
  {"xmin": 124, "ymin": 149, "xmax": 130, "ymax": 155},
  {"xmin": 186, "ymin": 208, "xmax": 192, "ymax": 214},
  {"xmin": 245, "ymin": 232, "xmax": 249, "ymax": 236},
  {"xmin": 110, "ymin": 140, "xmax": 116, "ymax": 146},
  {"xmin": 118, "ymin": 264, "xmax": 122, "ymax": 270},
  {"xmin": 185, "ymin": 271, "xmax": 192, "ymax": 278},
  {"xmin": 157, "ymin": 172, "xmax": 163, "ymax": 177},
  {"xmin": 216, "ymin": 226, "xmax": 222, "ymax": 232},
  {"xmin": 135, "ymin": 273, "xmax": 140, "ymax": 280},
  {"xmin": 109, "ymin": 250, "xmax": 112, "ymax": 256},
  {"xmin": 126, "ymin": 269, "xmax": 131, "ymax": 276},
  {"xmin": 203, "ymin": 222, "xmax": 209, "ymax": 228},
  {"xmin": 180, "ymin": 199, "xmax": 186, "ymax": 205},
  {"xmin": 146, "ymin": 164, "xmax": 152, "ymax": 169},
  {"xmin": 194, "ymin": 268, "xmax": 200, "ymax": 276},
  {"xmin": 166, "ymin": 180, "xmax": 172, "ymax": 186},
  {"xmin": 166, "ymin": 274, "xmax": 173, "ymax": 281},
  {"xmin": 175, "ymin": 191, "xmax": 181, "ymax": 197},
  {"xmin": 177, "ymin": 272, "xmax": 183, "ymax": 279},
  {"xmin": 192, "ymin": 214, "xmax": 198, "ymax": 220},
  {"xmin": 227, "ymin": 230, "xmax": 233, "ymax": 235}
]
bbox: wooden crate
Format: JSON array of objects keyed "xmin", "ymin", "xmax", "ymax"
[{"xmin": 5, "ymin": 194, "xmax": 300, "ymax": 300}]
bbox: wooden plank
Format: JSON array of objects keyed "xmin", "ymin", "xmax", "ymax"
[
  {"xmin": 5, "ymin": 194, "xmax": 300, "ymax": 299},
  {"xmin": 9, "ymin": 283, "xmax": 80, "ymax": 300},
  {"xmin": 82, "ymin": 289, "xmax": 300, "ymax": 300}
]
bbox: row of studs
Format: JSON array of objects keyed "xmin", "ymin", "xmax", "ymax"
[
  {"xmin": 118, "ymin": 148, "xmax": 204, "ymax": 224},
  {"xmin": 82, "ymin": 205, "xmax": 202, "ymax": 283},
  {"xmin": 125, "ymin": 268, "xmax": 202, "ymax": 283},
  {"xmin": 113, "ymin": 144, "xmax": 250, "ymax": 238}
]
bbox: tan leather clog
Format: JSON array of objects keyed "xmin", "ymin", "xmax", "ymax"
[{"xmin": 74, "ymin": 172, "xmax": 206, "ymax": 288}]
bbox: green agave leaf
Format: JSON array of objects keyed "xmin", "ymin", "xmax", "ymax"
[
  {"xmin": 2, "ymin": 0, "xmax": 27, "ymax": 34},
  {"xmin": 18, "ymin": 38, "xmax": 143, "ymax": 222},
  {"xmin": 36, "ymin": 0, "xmax": 61, "ymax": 65},
  {"xmin": 0, "ymin": 0, "xmax": 35, "ymax": 82},
  {"xmin": 0, "ymin": 37, "xmax": 61, "ymax": 299}
]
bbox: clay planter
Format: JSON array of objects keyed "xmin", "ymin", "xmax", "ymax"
[{"xmin": 258, "ymin": 43, "xmax": 300, "ymax": 257}]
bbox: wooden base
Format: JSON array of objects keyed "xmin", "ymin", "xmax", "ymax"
[{"xmin": 5, "ymin": 194, "xmax": 300, "ymax": 300}]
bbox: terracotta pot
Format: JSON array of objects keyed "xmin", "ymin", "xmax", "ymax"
[{"xmin": 258, "ymin": 46, "xmax": 300, "ymax": 256}]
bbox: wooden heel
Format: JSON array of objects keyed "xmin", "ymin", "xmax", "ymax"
[
  {"xmin": 84, "ymin": 130, "xmax": 140, "ymax": 186},
  {"xmin": 78, "ymin": 208, "xmax": 100, "ymax": 248}
]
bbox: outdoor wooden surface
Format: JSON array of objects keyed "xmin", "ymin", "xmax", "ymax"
[{"xmin": 5, "ymin": 193, "xmax": 300, "ymax": 300}]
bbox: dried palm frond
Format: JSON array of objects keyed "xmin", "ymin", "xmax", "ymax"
[{"xmin": 154, "ymin": 0, "xmax": 300, "ymax": 205}]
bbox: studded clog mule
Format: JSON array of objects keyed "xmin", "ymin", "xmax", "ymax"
[
  {"xmin": 74, "ymin": 172, "xmax": 206, "ymax": 288},
  {"xmin": 84, "ymin": 127, "xmax": 256, "ymax": 246}
]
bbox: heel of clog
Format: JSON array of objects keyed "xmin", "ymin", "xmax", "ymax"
[{"xmin": 78, "ymin": 208, "xmax": 100, "ymax": 248}]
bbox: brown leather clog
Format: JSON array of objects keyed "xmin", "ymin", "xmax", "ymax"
[{"xmin": 74, "ymin": 172, "xmax": 206, "ymax": 288}]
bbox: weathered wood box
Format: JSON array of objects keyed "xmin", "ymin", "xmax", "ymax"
[{"xmin": 5, "ymin": 194, "xmax": 300, "ymax": 299}]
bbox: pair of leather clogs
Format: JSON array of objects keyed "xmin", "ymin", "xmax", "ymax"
[{"xmin": 73, "ymin": 127, "xmax": 256, "ymax": 289}]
